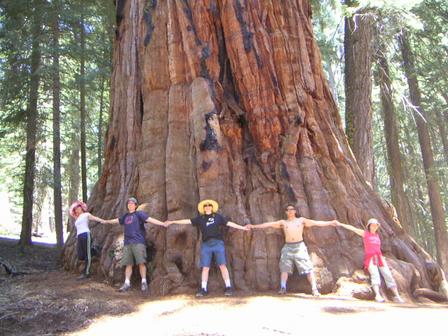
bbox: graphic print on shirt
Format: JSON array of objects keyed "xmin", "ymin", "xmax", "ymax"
[
  {"xmin": 206, "ymin": 217, "xmax": 215, "ymax": 227},
  {"xmin": 125, "ymin": 214, "xmax": 134, "ymax": 225}
]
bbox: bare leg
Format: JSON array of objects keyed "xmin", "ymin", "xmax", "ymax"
[
  {"xmin": 281, "ymin": 272, "xmax": 289, "ymax": 286},
  {"xmin": 201, "ymin": 267, "xmax": 210, "ymax": 284},
  {"xmin": 278, "ymin": 272, "xmax": 289, "ymax": 294},
  {"xmin": 219, "ymin": 264, "xmax": 231, "ymax": 284},
  {"xmin": 125, "ymin": 265, "xmax": 133, "ymax": 282},
  {"xmin": 138, "ymin": 263, "xmax": 147, "ymax": 281},
  {"xmin": 306, "ymin": 272, "xmax": 320, "ymax": 296},
  {"xmin": 196, "ymin": 267, "xmax": 210, "ymax": 295}
]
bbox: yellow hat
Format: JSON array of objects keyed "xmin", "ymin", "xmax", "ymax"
[{"xmin": 197, "ymin": 199, "xmax": 219, "ymax": 215}]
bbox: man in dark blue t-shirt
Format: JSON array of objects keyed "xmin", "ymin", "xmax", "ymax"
[
  {"xmin": 104, "ymin": 197, "xmax": 166, "ymax": 292},
  {"xmin": 166, "ymin": 199, "xmax": 249, "ymax": 297}
]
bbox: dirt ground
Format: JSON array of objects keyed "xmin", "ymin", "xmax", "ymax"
[{"xmin": 1, "ymin": 237, "xmax": 448, "ymax": 336}]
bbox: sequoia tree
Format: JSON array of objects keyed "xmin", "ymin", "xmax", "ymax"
[{"xmin": 63, "ymin": 0, "xmax": 447, "ymax": 301}]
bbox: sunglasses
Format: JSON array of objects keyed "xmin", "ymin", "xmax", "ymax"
[{"xmin": 204, "ymin": 204, "xmax": 213, "ymax": 207}]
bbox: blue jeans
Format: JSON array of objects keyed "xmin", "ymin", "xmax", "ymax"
[{"xmin": 200, "ymin": 239, "xmax": 226, "ymax": 267}]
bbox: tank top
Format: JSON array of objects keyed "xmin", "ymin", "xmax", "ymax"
[
  {"xmin": 75, "ymin": 212, "xmax": 90, "ymax": 236},
  {"xmin": 363, "ymin": 231, "xmax": 384, "ymax": 269}
]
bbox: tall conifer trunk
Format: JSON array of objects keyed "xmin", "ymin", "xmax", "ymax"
[
  {"xmin": 20, "ymin": 3, "xmax": 42, "ymax": 247},
  {"xmin": 344, "ymin": 3, "xmax": 375, "ymax": 186},
  {"xmin": 399, "ymin": 30, "xmax": 448, "ymax": 274}
]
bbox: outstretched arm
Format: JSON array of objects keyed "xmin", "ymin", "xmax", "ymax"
[
  {"xmin": 227, "ymin": 221, "xmax": 250, "ymax": 231},
  {"xmin": 246, "ymin": 220, "xmax": 284, "ymax": 229},
  {"xmin": 165, "ymin": 219, "xmax": 192, "ymax": 226},
  {"xmin": 103, "ymin": 218, "xmax": 119, "ymax": 224},
  {"xmin": 303, "ymin": 218, "xmax": 338, "ymax": 227},
  {"xmin": 336, "ymin": 221, "xmax": 365, "ymax": 237},
  {"xmin": 87, "ymin": 213, "xmax": 106, "ymax": 224},
  {"xmin": 146, "ymin": 217, "xmax": 166, "ymax": 227}
]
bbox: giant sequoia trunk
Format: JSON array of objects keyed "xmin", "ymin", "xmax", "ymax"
[{"xmin": 63, "ymin": 0, "xmax": 447, "ymax": 301}]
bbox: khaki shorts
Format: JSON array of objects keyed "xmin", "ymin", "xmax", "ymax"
[
  {"xmin": 121, "ymin": 243, "xmax": 147, "ymax": 266},
  {"xmin": 279, "ymin": 241, "xmax": 313, "ymax": 275}
]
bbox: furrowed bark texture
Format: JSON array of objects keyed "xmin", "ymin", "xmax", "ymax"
[
  {"xmin": 344, "ymin": 9, "xmax": 375, "ymax": 187},
  {"xmin": 63, "ymin": 0, "xmax": 446, "ymax": 301}
]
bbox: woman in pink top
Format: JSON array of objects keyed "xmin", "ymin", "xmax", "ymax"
[{"xmin": 337, "ymin": 218, "xmax": 404, "ymax": 303}]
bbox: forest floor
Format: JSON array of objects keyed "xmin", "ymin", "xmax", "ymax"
[{"xmin": 1, "ymin": 237, "xmax": 448, "ymax": 336}]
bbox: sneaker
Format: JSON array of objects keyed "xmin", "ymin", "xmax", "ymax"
[
  {"xmin": 196, "ymin": 288, "xmax": 208, "ymax": 297},
  {"xmin": 393, "ymin": 296, "xmax": 404, "ymax": 303},
  {"xmin": 141, "ymin": 282, "xmax": 148, "ymax": 292},
  {"xmin": 118, "ymin": 283, "xmax": 131, "ymax": 292},
  {"xmin": 374, "ymin": 295, "xmax": 385, "ymax": 303},
  {"xmin": 77, "ymin": 273, "xmax": 89, "ymax": 280},
  {"xmin": 278, "ymin": 287, "xmax": 287, "ymax": 295},
  {"xmin": 311, "ymin": 288, "xmax": 321, "ymax": 297},
  {"xmin": 224, "ymin": 287, "xmax": 234, "ymax": 296}
]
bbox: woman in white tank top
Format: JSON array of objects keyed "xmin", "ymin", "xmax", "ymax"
[{"xmin": 69, "ymin": 201, "xmax": 105, "ymax": 279}]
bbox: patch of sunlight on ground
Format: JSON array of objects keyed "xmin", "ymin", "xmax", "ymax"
[{"xmin": 67, "ymin": 294, "xmax": 448, "ymax": 336}]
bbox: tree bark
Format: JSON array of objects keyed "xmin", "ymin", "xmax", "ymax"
[
  {"xmin": 62, "ymin": 0, "xmax": 447, "ymax": 300},
  {"xmin": 79, "ymin": 7, "xmax": 88, "ymax": 202},
  {"xmin": 438, "ymin": 93, "xmax": 448, "ymax": 165},
  {"xmin": 67, "ymin": 131, "xmax": 80, "ymax": 232},
  {"xmin": 344, "ymin": 5, "xmax": 375, "ymax": 187},
  {"xmin": 374, "ymin": 43, "xmax": 413, "ymax": 234},
  {"xmin": 51, "ymin": 2, "xmax": 64, "ymax": 247},
  {"xmin": 399, "ymin": 30, "xmax": 448, "ymax": 274},
  {"xmin": 97, "ymin": 74, "xmax": 105, "ymax": 180},
  {"xmin": 20, "ymin": 2, "xmax": 41, "ymax": 247}
]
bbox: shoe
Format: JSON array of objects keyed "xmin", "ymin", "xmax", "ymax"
[
  {"xmin": 393, "ymin": 296, "xmax": 404, "ymax": 303},
  {"xmin": 278, "ymin": 287, "xmax": 287, "ymax": 295},
  {"xmin": 77, "ymin": 273, "xmax": 89, "ymax": 280},
  {"xmin": 118, "ymin": 283, "xmax": 131, "ymax": 292},
  {"xmin": 374, "ymin": 295, "xmax": 385, "ymax": 303},
  {"xmin": 312, "ymin": 288, "xmax": 321, "ymax": 297},
  {"xmin": 196, "ymin": 288, "xmax": 208, "ymax": 297},
  {"xmin": 224, "ymin": 287, "xmax": 233, "ymax": 296},
  {"xmin": 141, "ymin": 282, "xmax": 148, "ymax": 292}
]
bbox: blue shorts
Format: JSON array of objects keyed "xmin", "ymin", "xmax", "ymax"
[{"xmin": 200, "ymin": 239, "xmax": 226, "ymax": 267}]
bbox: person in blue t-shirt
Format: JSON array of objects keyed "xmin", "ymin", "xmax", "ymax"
[
  {"xmin": 103, "ymin": 197, "xmax": 166, "ymax": 292},
  {"xmin": 166, "ymin": 199, "xmax": 249, "ymax": 297}
]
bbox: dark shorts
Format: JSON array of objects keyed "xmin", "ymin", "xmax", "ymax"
[
  {"xmin": 121, "ymin": 243, "xmax": 147, "ymax": 266},
  {"xmin": 200, "ymin": 239, "xmax": 226, "ymax": 268}
]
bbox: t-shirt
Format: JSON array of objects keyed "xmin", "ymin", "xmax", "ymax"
[
  {"xmin": 363, "ymin": 231, "xmax": 384, "ymax": 269},
  {"xmin": 119, "ymin": 211, "xmax": 149, "ymax": 245},
  {"xmin": 75, "ymin": 212, "xmax": 90, "ymax": 236},
  {"xmin": 191, "ymin": 213, "xmax": 229, "ymax": 242}
]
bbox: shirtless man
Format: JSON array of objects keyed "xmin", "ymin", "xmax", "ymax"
[{"xmin": 247, "ymin": 204, "xmax": 337, "ymax": 295}]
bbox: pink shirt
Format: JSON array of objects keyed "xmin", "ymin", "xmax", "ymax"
[{"xmin": 363, "ymin": 231, "xmax": 384, "ymax": 269}]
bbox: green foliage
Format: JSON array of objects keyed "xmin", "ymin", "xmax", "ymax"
[
  {"xmin": 312, "ymin": 0, "xmax": 448, "ymax": 256},
  {"xmin": 0, "ymin": 0, "xmax": 114, "ymax": 228}
]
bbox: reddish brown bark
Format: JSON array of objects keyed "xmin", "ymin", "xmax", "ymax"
[{"xmin": 62, "ymin": 0, "xmax": 447, "ymax": 301}]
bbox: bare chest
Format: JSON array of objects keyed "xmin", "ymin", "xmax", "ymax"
[{"xmin": 282, "ymin": 220, "xmax": 304, "ymax": 242}]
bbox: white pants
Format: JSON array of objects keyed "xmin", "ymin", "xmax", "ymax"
[{"xmin": 368, "ymin": 257, "xmax": 397, "ymax": 288}]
